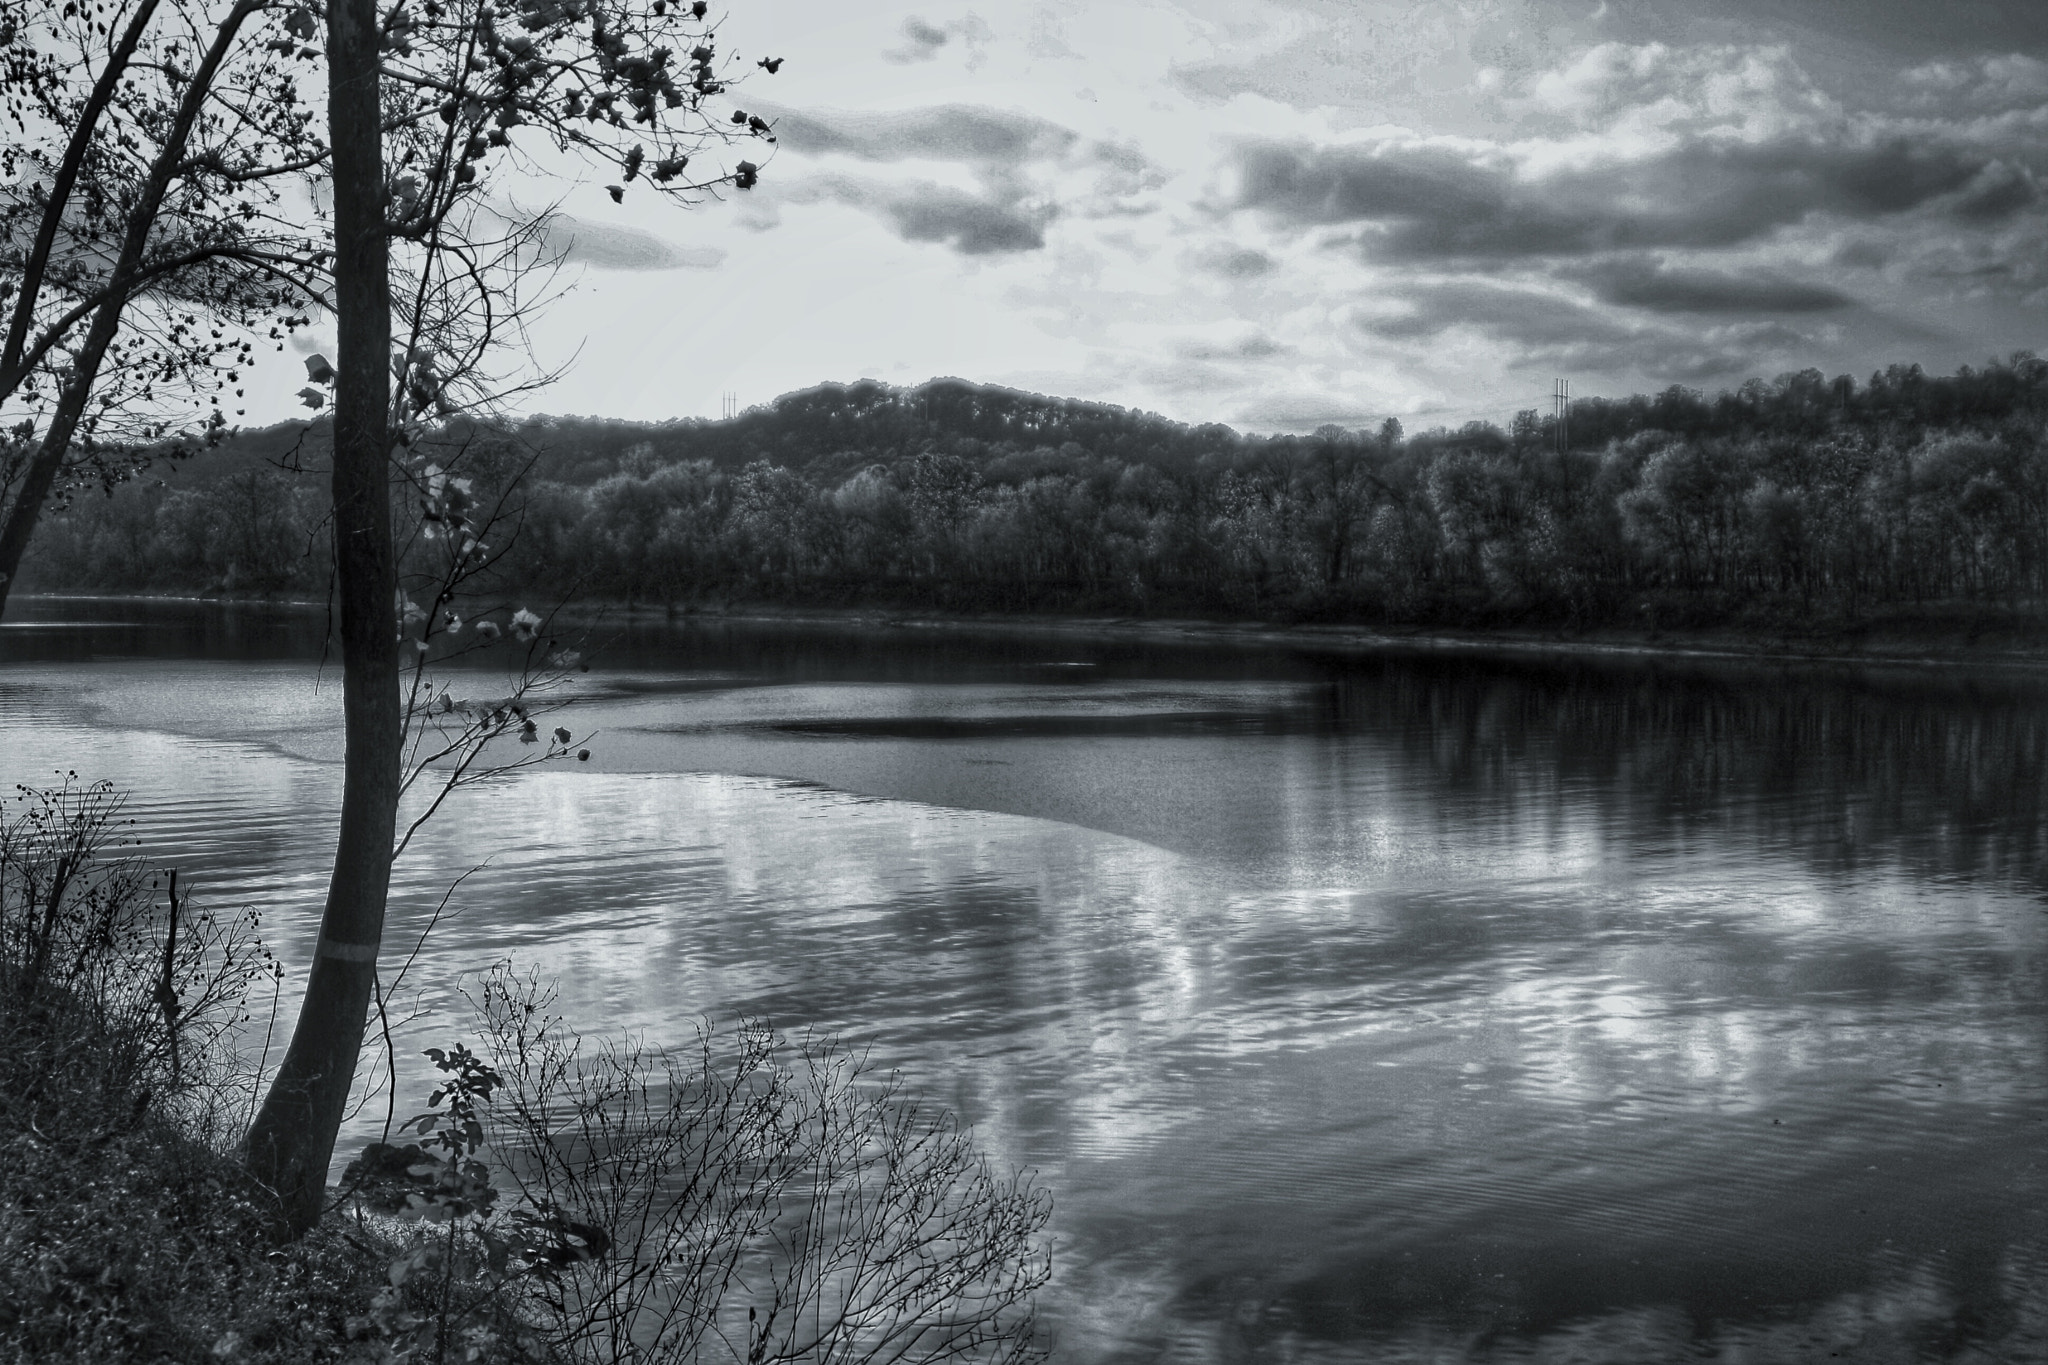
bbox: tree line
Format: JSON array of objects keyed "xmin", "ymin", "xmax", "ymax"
[{"xmin": 25, "ymin": 354, "xmax": 2048, "ymax": 632}]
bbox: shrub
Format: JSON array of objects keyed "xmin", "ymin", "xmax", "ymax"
[
  {"xmin": 0, "ymin": 775, "xmax": 397, "ymax": 1364},
  {"xmin": 341, "ymin": 964, "xmax": 1054, "ymax": 1365}
]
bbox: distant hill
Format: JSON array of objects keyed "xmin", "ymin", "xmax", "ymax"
[
  {"xmin": 140, "ymin": 358, "xmax": 2048, "ymax": 494},
  {"xmin": 24, "ymin": 358, "xmax": 2048, "ymax": 645},
  {"xmin": 492, "ymin": 377, "xmax": 1255, "ymax": 487}
]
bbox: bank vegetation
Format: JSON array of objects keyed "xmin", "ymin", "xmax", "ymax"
[{"xmin": 18, "ymin": 355, "xmax": 2048, "ymax": 639}]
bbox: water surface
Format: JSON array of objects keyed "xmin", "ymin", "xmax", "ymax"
[{"xmin": 5, "ymin": 597, "xmax": 2047, "ymax": 1363}]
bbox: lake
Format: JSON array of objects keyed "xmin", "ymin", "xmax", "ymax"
[{"xmin": 5, "ymin": 596, "xmax": 2046, "ymax": 1363}]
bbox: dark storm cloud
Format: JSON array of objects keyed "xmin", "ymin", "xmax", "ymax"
[
  {"xmin": 762, "ymin": 104, "xmax": 1077, "ymax": 170},
  {"xmin": 1699, "ymin": 0, "xmax": 2048, "ymax": 65},
  {"xmin": 1237, "ymin": 134, "xmax": 2021, "ymax": 260},
  {"xmin": 1360, "ymin": 280, "xmax": 1805, "ymax": 381},
  {"xmin": 1832, "ymin": 239, "xmax": 1892, "ymax": 269},
  {"xmin": 1950, "ymin": 160, "xmax": 2042, "ymax": 223},
  {"xmin": 1571, "ymin": 259, "xmax": 1854, "ymax": 314}
]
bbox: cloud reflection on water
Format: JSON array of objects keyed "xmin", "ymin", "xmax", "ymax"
[{"xmin": 4, "ymin": 613, "xmax": 2046, "ymax": 1361}]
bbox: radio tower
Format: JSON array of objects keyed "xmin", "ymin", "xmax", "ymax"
[
  {"xmin": 721, "ymin": 391, "xmax": 737, "ymax": 420},
  {"xmin": 1553, "ymin": 378, "xmax": 1571, "ymax": 455}
]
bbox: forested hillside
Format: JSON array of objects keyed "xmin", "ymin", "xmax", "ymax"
[{"xmin": 21, "ymin": 355, "xmax": 2048, "ymax": 634}]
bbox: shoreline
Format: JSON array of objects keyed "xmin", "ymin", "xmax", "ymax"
[
  {"xmin": 21, "ymin": 590, "xmax": 2048, "ymax": 673},
  {"xmin": 649, "ymin": 606, "xmax": 2048, "ymax": 674}
]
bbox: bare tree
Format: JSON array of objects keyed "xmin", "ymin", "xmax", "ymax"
[{"xmin": 339, "ymin": 965, "xmax": 1053, "ymax": 1365}]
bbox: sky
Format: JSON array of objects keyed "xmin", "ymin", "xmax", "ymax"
[{"xmin": 313, "ymin": 0, "xmax": 2048, "ymax": 433}]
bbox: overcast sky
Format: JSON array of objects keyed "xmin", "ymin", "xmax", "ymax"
[{"xmin": 314, "ymin": 0, "xmax": 2048, "ymax": 434}]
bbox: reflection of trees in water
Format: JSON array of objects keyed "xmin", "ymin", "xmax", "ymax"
[
  {"xmin": 4, "ymin": 597, "xmax": 335, "ymax": 663},
  {"xmin": 1311, "ymin": 654, "xmax": 2048, "ymax": 891},
  {"xmin": 1137, "ymin": 1078, "xmax": 2048, "ymax": 1361},
  {"xmin": 1217, "ymin": 1245, "xmax": 2048, "ymax": 1364}
]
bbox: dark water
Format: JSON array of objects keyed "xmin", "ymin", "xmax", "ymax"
[{"xmin": 5, "ymin": 597, "xmax": 2048, "ymax": 1363}]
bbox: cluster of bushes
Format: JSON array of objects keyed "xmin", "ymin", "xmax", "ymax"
[
  {"xmin": 0, "ymin": 776, "xmax": 386, "ymax": 1363},
  {"xmin": 21, "ymin": 355, "xmax": 2048, "ymax": 632},
  {"xmin": 0, "ymin": 776, "xmax": 1051, "ymax": 1364}
]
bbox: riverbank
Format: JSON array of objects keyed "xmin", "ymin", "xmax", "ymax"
[
  {"xmin": 565, "ymin": 598, "xmax": 2048, "ymax": 674},
  {"xmin": 19, "ymin": 591, "xmax": 2048, "ymax": 672}
]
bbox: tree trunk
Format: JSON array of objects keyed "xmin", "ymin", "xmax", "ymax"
[{"xmin": 243, "ymin": 0, "xmax": 396, "ymax": 1239}]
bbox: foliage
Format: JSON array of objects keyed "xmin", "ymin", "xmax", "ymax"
[
  {"xmin": 31, "ymin": 356, "xmax": 2048, "ymax": 634},
  {"xmin": 0, "ymin": 0, "xmax": 328, "ymax": 457},
  {"xmin": 339, "ymin": 964, "xmax": 1053, "ymax": 1365},
  {"xmin": 0, "ymin": 773, "xmax": 275, "ymax": 1124},
  {"xmin": 487, "ymin": 361, "xmax": 2048, "ymax": 629},
  {"xmin": 0, "ymin": 0, "xmax": 780, "ymax": 442},
  {"xmin": 0, "ymin": 774, "xmax": 402, "ymax": 1364},
  {"xmin": 0, "ymin": 0, "xmax": 780, "ymax": 613}
]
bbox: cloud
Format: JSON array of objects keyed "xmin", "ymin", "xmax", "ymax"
[
  {"xmin": 746, "ymin": 103, "xmax": 1107, "ymax": 255},
  {"xmin": 886, "ymin": 186, "xmax": 1050, "ymax": 254},
  {"xmin": 798, "ymin": 177, "xmax": 1051, "ymax": 254},
  {"xmin": 1231, "ymin": 390, "xmax": 1385, "ymax": 432},
  {"xmin": 1570, "ymin": 258, "xmax": 1854, "ymax": 313},
  {"xmin": 882, "ymin": 14, "xmax": 992, "ymax": 66},
  {"xmin": 1900, "ymin": 53, "xmax": 2048, "ymax": 111},
  {"xmin": 886, "ymin": 16, "xmax": 948, "ymax": 63},
  {"xmin": 1188, "ymin": 242, "xmax": 1278, "ymax": 278},
  {"xmin": 542, "ymin": 216, "xmax": 725, "ymax": 271},
  {"xmin": 1358, "ymin": 279, "xmax": 1809, "ymax": 380},
  {"xmin": 1518, "ymin": 41, "xmax": 1840, "ymax": 140},
  {"xmin": 1950, "ymin": 160, "xmax": 2042, "ymax": 223},
  {"xmin": 1083, "ymin": 139, "xmax": 1168, "ymax": 203},
  {"xmin": 761, "ymin": 103, "xmax": 1077, "ymax": 170},
  {"xmin": 1832, "ymin": 238, "xmax": 1892, "ymax": 269},
  {"xmin": 1174, "ymin": 333, "xmax": 1291, "ymax": 361},
  {"xmin": 1360, "ymin": 281, "xmax": 1626, "ymax": 344},
  {"xmin": 1237, "ymin": 133, "xmax": 2012, "ymax": 261}
]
